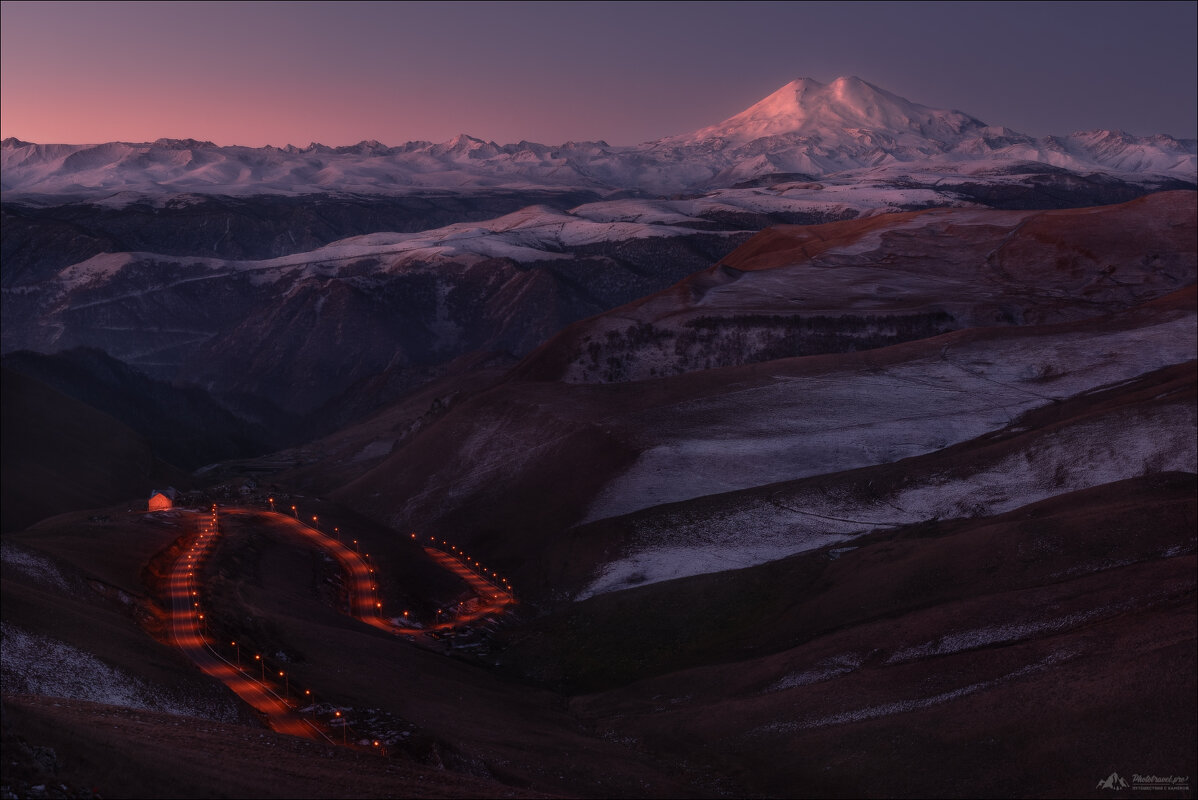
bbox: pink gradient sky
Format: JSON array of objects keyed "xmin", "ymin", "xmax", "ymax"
[{"xmin": 2, "ymin": 1, "xmax": 1195, "ymax": 147}]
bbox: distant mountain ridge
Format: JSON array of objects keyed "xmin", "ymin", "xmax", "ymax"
[{"xmin": 3, "ymin": 77, "xmax": 1194, "ymax": 196}]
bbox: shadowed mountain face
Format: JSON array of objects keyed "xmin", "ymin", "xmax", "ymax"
[
  {"xmin": 0, "ymin": 190, "xmax": 604, "ymax": 281},
  {"xmin": 1, "ymin": 209, "xmax": 746, "ymax": 418},
  {"xmin": 1, "ymin": 348, "xmax": 279, "ymax": 469},
  {"xmin": 0, "ymin": 368, "xmax": 187, "ymax": 532}
]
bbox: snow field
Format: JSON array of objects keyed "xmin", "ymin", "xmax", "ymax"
[
  {"xmin": 575, "ymin": 314, "xmax": 1196, "ymax": 599},
  {"xmin": 1, "ymin": 622, "xmax": 240, "ymax": 722},
  {"xmin": 1, "ymin": 544, "xmax": 72, "ymax": 591},
  {"xmin": 759, "ymin": 651, "xmax": 1075, "ymax": 732}
]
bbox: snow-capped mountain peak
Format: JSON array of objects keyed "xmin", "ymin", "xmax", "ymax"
[{"xmin": 676, "ymin": 76, "xmax": 987, "ymax": 145}]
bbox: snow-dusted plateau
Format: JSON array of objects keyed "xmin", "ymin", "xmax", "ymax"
[{"xmin": 2, "ymin": 77, "xmax": 1195, "ymax": 798}]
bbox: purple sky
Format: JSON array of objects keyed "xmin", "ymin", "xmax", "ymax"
[{"xmin": 2, "ymin": 1, "xmax": 1195, "ymax": 147}]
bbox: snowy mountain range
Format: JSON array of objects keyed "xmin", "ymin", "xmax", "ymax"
[{"xmin": 3, "ymin": 77, "xmax": 1194, "ymax": 197}]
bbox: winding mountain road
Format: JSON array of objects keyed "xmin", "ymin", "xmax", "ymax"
[
  {"xmin": 266, "ymin": 513, "xmax": 516, "ymax": 636},
  {"xmin": 165, "ymin": 504, "xmax": 515, "ymax": 739},
  {"xmin": 421, "ymin": 544, "xmax": 515, "ymax": 627},
  {"xmin": 167, "ymin": 507, "xmax": 321, "ymax": 739}
]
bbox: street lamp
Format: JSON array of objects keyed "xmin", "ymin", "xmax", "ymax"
[
  {"xmin": 279, "ymin": 670, "xmax": 289, "ymax": 701},
  {"xmin": 335, "ymin": 710, "xmax": 347, "ymax": 744},
  {"xmin": 255, "ymin": 654, "xmax": 264, "ymax": 682},
  {"xmin": 291, "ymin": 505, "xmax": 297, "ymax": 519},
  {"xmin": 269, "ymin": 497, "xmax": 275, "ymax": 512},
  {"xmin": 231, "ymin": 641, "xmax": 240, "ymax": 667}
]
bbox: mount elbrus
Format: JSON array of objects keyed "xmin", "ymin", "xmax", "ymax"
[
  {"xmin": 1, "ymin": 77, "xmax": 1195, "ymax": 799},
  {"xmin": 3, "ymin": 76, "xmax": 1195, "ymax": 195}
]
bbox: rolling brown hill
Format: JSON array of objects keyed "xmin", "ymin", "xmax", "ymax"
[
  {"xmin": 328, "ymin": 285, "xmax": 1195, "ymax": 602},
  {"xmin": 515, "ymin": 191, "xmax": 1196, "ymax": 383}
]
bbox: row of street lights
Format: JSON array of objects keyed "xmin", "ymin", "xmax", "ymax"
[
  {"xmin": 189, "ymin": 502, "xmax": 378, "ymax": 752},
  {"xmin": 414, "ymin": 533, "xmax": 515, "ymax": 597},
  {"xmin": 234, "ymin": 646, "xmax": 307, "ymax": 708},
  {"xmin": 284, "ymin": 502, "xmax": 385, "ymax": 620},
  {"xmin": 225, "ymin": 629, "xmax": 365, "ymax": 748}
]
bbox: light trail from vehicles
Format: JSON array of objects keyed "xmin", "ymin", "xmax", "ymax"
[
  {"xmin": 272, "ymin": 514, "xmax": 516, "ymax": 635},
  {"xmin": 274, "ymin": 511, "xmax": 401, "ymax": 634},
  {"xmin": 166, "ymin": 507, "xmax": 327, "ymax": 741},
  {"xmin": 165, "ymin": 503, "xmax": 515, "ymax": 743},
  {"xmin": 421, "ymin": 546, "xmax": 515, "ymax": 627}
]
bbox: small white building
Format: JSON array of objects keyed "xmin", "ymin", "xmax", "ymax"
[{"xmin": 148, "ymin": 488, "xmax": 177, "ymax": 511}]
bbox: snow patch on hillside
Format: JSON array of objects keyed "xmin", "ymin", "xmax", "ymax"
[
  {"xmin": 887, "ymin": 613, "xmax": 1103, "ymax": 664},
  {"xmin": 1, "ymin": 544, "xmax": 71, "ymax": 591},
  {"xmin": 56, "ymin": 252, "xmax": 140, "ymax": 288},
  {"xmin": 582, "ymin": 315, "xmax": 1195, "ymax": 525},
  {"xmin": 352, "ymin": 440, "xmax": 394, "ymax": 463},
  {"xmin": 761, "ymin": 651, "xmax": 1074, "ymax": 731},
  {"xmin": 575, "ymin": 315, "xmax": 1196, "ymax": 600},
  {"xmin": 43, "ymin": 205, "xmax": 717, "ymax": 294},
  {"xmin": 766, "ymin": 654, "xmax": 866, "ymax": 692},
  {"xmin": 583, "ymin": 531, "xmax": 854, "ymax": 599},
  {"xmin": 578, "ymin": 398, "xmax": 1194, "ymax": 601},
  {"xmin": 0, "ymin": 622, "xmax": 239, "ymax": 721}
]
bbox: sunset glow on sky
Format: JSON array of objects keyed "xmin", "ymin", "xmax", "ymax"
[{"xmin": 2, "ymin": 1, "xmax": 1195, "ymax": 147}]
